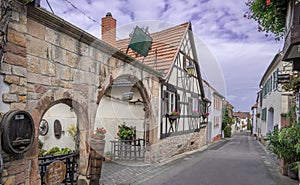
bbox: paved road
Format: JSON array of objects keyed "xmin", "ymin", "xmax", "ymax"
[
  {"xmin": 100, "ymin": 132, "xmax": 298, "ymax": 185},
  {"xmin": 135, "ymin": 132, "xmax": 298, "ymax": 185}
]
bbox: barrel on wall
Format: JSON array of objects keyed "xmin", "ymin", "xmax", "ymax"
[{"xmin": 1, "ymin": 110, "xmax": 35, "ymax": 154}]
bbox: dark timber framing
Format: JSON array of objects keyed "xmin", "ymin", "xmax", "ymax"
[{"xmin": 160, "ymin": 28, "xmax": 207, "ymax": 139}]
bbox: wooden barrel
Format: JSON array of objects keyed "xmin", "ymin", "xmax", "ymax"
[
  {"xmin": 1, "ymin": 110, "xmax": 35, "ymax": 154},
  {"xmin": 89, "ymin": 138, "xmax": 105, "ymax": 184},
  {"xmin": 90, "ymin": 150, "xmax": 102, "ymax": 184},
  {"xmin": 89, "ymin": 138, "xmax": 105, "ymax": 153}
]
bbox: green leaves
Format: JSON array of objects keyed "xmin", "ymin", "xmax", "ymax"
[
  {"xmin": 117, "ymin": 123, "xmax": 135, "ymax": 140},
  {"xmin": 245, "ymin": 0, "xmax": 288, "ymax": 41}
]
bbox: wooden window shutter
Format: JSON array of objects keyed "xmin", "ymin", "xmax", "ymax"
[
  {"xmin": 176, "ymin": 94, "xmax": 181, "ymax": 113},
  {"xmin": 163, "ymin": 91, "xmax": 169, "ymax": 115}
]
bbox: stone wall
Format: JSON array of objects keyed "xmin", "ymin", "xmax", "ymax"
[
  {"xmin": 146, "ymin": 128, "xmax": 207, "ymax": 163},
  {"xmin": 0, "ymin": 2, "xmax": 161, "ymax": 184}
]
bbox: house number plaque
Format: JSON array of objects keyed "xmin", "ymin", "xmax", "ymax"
[{"xmin": 44, "ymin": 161, "xmax": 66, "ymax": 185}]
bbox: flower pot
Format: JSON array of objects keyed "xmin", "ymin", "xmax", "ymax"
[
  {"xmin": 89, "ymin": 138, "xmax": 105, "ymax": 153},
  {"xmin": 105, "ymin": 155, "xmax": 112, "ymax": 162},
  {"xmin": 93, "ymin": 134, "xmax": 105, "ymax": 140},
  {"xmin": 168, "ymin": 115, "xmax": 178, "ymax": 121},
  {"xmin": 279, "ymin": 159, "xmax": 288, "ymax": 176}
]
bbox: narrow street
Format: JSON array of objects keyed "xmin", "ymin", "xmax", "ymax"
[
  {"xmin": 100, "ymin": 132, "xmax": 298, "ymax": 185},
  {"xmin": 125, "ymin": 132, "xmax": 298, "ymax": 185}
]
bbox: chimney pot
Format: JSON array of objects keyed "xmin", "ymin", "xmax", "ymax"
[
  {"xmin": 101, "ymin": 12, "xmax": 116, "ymax": 47},
  {"xmin": 106, "ymin": 12, "xmax": 112, "ymax": 17}
]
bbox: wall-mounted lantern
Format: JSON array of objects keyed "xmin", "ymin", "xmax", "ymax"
[{"xmin": 186, "ymin": 63, "xmax": 195, "ymax": 77}]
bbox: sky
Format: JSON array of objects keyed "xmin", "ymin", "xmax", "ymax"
[{"xmin": 40, "ymin": 0, "xmax": 283, "ymax": 112}]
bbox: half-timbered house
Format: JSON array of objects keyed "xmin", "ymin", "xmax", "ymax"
[{"xmin": 116, "ymin": 22, "xmax": 209, "ymax": 162}]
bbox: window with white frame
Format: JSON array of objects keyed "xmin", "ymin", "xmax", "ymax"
[
  {"xmin": 214, "ymin": 116, "xmax": 220, "ymax": 128},
  {"xmin": 214, "ymin": 97, "xmax": 221, "ymax": 110},
  {"xmin": 192, "ymin": 98, "xmax": 199, "ymax": 113},
  {"xmin": 169, "ymin": 92, "xmax": 176, "ymax": 112}
]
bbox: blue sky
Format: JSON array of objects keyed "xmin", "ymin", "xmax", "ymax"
[{"xmin": 40, "ymin": 0, "xmax": 283, "ymax": 112}]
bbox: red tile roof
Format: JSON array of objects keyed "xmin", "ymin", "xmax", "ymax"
[
  {"xmin": 116, "ymin": 22, "xmax": 190, "ymax": 76},
  {"xmin": 233, "ymin": 112, "xmax": 250, "ymax": 119}
]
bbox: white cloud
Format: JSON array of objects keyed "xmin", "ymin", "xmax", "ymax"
[{"xmin": 40, "ymin": 0, "xmax": 284, "ymax": 111}]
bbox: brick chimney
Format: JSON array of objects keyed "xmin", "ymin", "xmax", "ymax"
[{"xmin": 101, "ymin": 12, "xmax": 116, "ymax": 47}]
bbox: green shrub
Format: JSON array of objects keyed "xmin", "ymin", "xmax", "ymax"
[{"xmin": 224, "ymin": 125, "xmax": 232, "ymax": 138}]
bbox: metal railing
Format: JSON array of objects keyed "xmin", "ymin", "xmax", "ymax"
[
  {"xmin": 110, "ymin": 139, "xmax": 145, "ymax": 160},
  {"xmin": 38, "ymin": 152, "xmax": 79, "ymax": 185}
]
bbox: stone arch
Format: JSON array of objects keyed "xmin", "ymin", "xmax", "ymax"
[
  {"xmin": 29, "ymin": 89, "xmax": 92, "ymax": 183},
  {"xmin": 98, "ymin": 74, "xmax": 151, "ymax": 118},
  {"xmin": 96, "ymin": 74, "xmax": 152, "ymax": 147}
]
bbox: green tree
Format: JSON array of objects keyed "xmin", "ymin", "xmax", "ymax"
[
  {"xmin": 222, "ymin": 108, "xmax": 232, "ymax": 129},
  {"xmin": 245, "ymin": 0, "xmax": 288, "ymax": 41},
  {"xmin": 222, "ymin": 108, "xmax": 233, "ymax": 137}
]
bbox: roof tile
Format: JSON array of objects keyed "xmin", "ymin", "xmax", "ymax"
[{"xmin": 116, "ymin": 22, "xmax": 189, "ymax": 76}]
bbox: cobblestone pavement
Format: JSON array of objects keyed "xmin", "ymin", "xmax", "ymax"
[
  {"xmin": 99, "ymin": 133, "xmax": 299, "ymax": 185},
  {"xmin": 99, "ymin": 145, "xmax": 208, "ymax": 185},
  {"xmin": 99, "ymin": 161, "xmax": 159, "ymax": 185}
]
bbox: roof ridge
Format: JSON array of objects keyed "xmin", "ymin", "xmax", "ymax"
[{"xmin": 116, "ymin": 22, "xmax": 189, "ymax": 42}]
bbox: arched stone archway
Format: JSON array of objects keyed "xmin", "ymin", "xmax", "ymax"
[
  {"xmin": 29, "ymin": 89, "xmax": 93, "ymax": 183},
  {"xmin": 96, "ymin": 74, "xmax": 153, "ymax": 158}
]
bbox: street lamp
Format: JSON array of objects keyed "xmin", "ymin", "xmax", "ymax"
[{"xmin": 186, "ymin": 63, "xmax": 194, "ymax": 77}]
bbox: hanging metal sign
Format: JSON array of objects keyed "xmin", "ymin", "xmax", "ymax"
[
  {"xmin": 277, "ymin": 74, "xmax": 290, "ymax": 84},
  {"xmin": 127, "ymin": 26, "xmax": 153, "ymax": 57}
]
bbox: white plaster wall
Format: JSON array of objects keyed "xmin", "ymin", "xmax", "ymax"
[
  {"xmin": 0, "ymin": 75, "xmax": 10, "ymax": 113},
  {"xmin": 95, "ymin": 86, "xmax": 145, "ymax": 153},
  {"xmin": 203, "ymin": 83, "xmax": 223, "ymax": 141},
  {"xmin": 261, "ymin": 90, "xmax": 282, "ymax": 136},
  {"xmin": 252, "ymin": 108, "xmax": 258, "ymax": 135},
  {"xmin": 260, "ymin": 61, "xmax": 288, "ymax": 137},
  {"xmin": 39, "ymin": 103, "xmax": 77, "ymax": 150},
  {"xmin": 211, "ymin": 99, "xmax": 222, "ymax": 139}
]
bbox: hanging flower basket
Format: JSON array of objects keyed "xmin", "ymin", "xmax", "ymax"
[
  {"xmin": 168, "ymin": 114, "xmax": 178, "ymax": 121},
  {"xmin": 168, "ymin": 110, "xmax": 179, "ymax": 120}
]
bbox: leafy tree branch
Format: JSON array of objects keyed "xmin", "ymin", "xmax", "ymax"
[{"xmin": 245, "ymin": 0, "xmax": 288, "ymax": 41}]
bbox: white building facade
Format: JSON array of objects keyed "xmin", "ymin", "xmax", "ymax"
[
  {"xmin": 203, "ymin": 80, "xmax": 224, "ymax": 143},
  {"xmin": 257, "ymin": 52, "xmax": 291, "ymax": 139}
]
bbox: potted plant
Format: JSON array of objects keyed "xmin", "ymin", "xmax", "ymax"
[
  {"xmin": 117, "ymin": 124, "xmax": 135, "ymax": 141},
  {"xmin": 89, "ymin": 127, "xmax": 106, "ymax": 184},
  {"xmin": 90, "ymin": 127, "xmax": 106, "ymax": 151},
  {"xmin": 202, "ymin": 112, "xmax": 209, "ymax": 120},
  {"xmin": 104, "ymin": 151, "xmax": 112, "ymax": 162},
  {"xmin": 168, "ymin": 110, "xmax": 179, "ymax": 121},
  {"xmin": 92, "ymin": 127, "xmax": 106, "ymax": 140}
]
